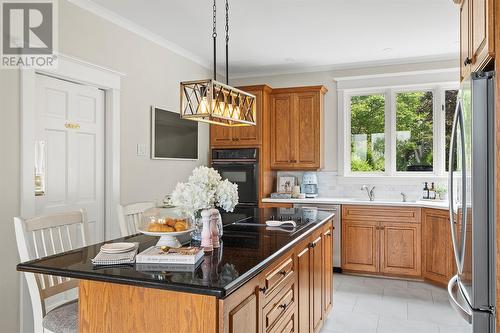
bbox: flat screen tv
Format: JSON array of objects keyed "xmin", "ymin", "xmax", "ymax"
[{"xmin": 151, "ymin": 107, "xmax": 198, "ymax": 160}]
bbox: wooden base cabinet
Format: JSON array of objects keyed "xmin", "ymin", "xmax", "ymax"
[
  {"xmin": 311, "ymin": 230, "xmax": 324, "ymax": 333},
  {"xmin": 422, "ymin": 209, "xmax": 455, "ymax": 286},
  {"xmin": 223, "ymin": 220, "xmax": 334, "ymax": 333},
  {"xmin": 322, "ymin": 226, "xmax": 333, "ymax": 315},
  {"xmin": 79, "ymin": 221, "xmax": 334, "ymax": 333},
  {"xmin": 380, "ymin": 222, "xmax": 421, "ymax": 277},
  {"xmin": 341, "ymin": 220, "xmax": 379, "ymax": 273},
  {"xmin": 341, "ymin": 206, "xmax": 422, "ymax": 278},
  {"xmin": 295, "ymin": 222, "xmax": 333, "ymax": 333},
  {"xmin": 296, "ymin": 238, "xmax": 312, "ymax": 333}
]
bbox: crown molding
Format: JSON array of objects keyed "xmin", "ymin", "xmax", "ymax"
[
  {"xmin": 333, "ymin": 67, "xmax": 459, "ymax": 82},
  {"xmin": 67, "ymin": 0, "xmax": 211, "ymax": 70},
  {"xmin": 230, "ymin": 53, "xmax": 459, "ymax": 79}
]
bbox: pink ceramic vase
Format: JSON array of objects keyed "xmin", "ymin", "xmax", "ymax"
[
  {"xmin": 200, "ymin": 210, "xmax": 213, "ymax": 252},
  {"xmin": 209, "ymin": 208, "xmax": 220, "ymax": 248}
]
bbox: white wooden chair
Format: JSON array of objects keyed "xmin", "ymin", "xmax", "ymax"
[
  {"xmin": 14, "ymin": 210, "xmax": 89, "ymax": 333},
  {"xmin": 117, "ymin": 201, "xmax": 156, "ymax": 236}
]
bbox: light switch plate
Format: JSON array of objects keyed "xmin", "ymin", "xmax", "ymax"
[{"xmin": 136, "ymin": 144, "xmax": 148, "ymax": 156}]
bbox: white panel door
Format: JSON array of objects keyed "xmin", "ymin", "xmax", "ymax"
[{"xmin": 35, "ymin": 74, "xmax": 105, "ymax": 244}]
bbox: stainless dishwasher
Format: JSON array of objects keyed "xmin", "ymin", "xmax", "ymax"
[{"xmin": 293, "ymin": 203, "xmax": 341, "ymax": 269}]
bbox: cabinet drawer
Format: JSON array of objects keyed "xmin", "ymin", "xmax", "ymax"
[
  {"xmin": 263, "ymin": 278, "xmax": 295, "ymax": 332},
  {"xmin": 269, "ymin": 305, "xmax": 295, "ymax": 333},
  {"xmin": 342, "ymin": 205, "xmax": 420, "ymax": 223},
  {"xmin": 264, "ymin": 254, "xmax": 294, "ymax": 299}
]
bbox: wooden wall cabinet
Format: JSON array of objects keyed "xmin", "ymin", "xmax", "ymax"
[
  {"xmin": 459, "ymin": 0, "xmax": 495, "ymax": 80},
  {"xmin": 210, "ymin": 85, "xmax": 271, "ymax": 147},
  {"xmin": 422, "ymin": 208, "xmax": 455, "ymax": 286},
  {"xmin": 270, "ymin": 86, "xmax": 326, "ymax": 170},
  {"xmin": 341, "ymin": 206, "xmax": 422, "ymax": 278}
]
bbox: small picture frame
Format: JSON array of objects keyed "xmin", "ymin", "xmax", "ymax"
[{"xmin": 277, "ymin": 176, "xmax": 296, "ymax": 193}]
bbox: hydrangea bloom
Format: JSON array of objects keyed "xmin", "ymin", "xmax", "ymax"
[{"xmin": 171, "ymin": 166, "xmax": 238, "ymax": 215}]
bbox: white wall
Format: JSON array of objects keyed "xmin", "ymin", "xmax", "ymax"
[
  {"xmin": 59, "ymin": 1, "xmax": 212, "ymax": 205},
  {"xmin": 0, "ymin": 1, "xmax": 212, "ymax": 331},
  {"xmin": 0, "ymin": 69, "xmax": 21, "ymax": 333}
]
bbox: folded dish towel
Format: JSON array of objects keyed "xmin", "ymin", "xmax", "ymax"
[{"xmin": 91, "ymin": 243, "xmax": 139, "ymax": 265}]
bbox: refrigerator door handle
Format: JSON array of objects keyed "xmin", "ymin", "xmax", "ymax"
[
  {"xmin": 448, "ymin": 100, "xmax": 467, "ymax": 273},
  {"xmin": 448, "ymin": 275, "xmax": 473, "ymax": 324}
]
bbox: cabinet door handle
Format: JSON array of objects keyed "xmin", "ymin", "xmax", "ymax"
[
  {"xmin": 309, "ymin": 242, "xmax": 315, "ymax": 248},
  {"xmin": 464, "ymin": 57, "xmax": 472, "ymax": 66},
  {"xmin": 279, "ymin": 270, "xmax": 287, "ymax": 276},
  {"xmin": 278, "ymin": 303, "xmax": 288, "ymax": 310},
  {"xmin": 259, "ymin": 287, "xmax": 267, "ymax": 294}
]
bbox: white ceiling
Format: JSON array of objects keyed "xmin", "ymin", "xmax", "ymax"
[{"xmin": 84, "ymin": 0, "xmax": 459, "ymax": 77}]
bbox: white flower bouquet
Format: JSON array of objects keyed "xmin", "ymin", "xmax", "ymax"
[{"xmin": 171, "ymin": 167, "xmax": 238, "ymax": 239}]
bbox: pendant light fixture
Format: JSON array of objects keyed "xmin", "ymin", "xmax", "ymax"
[{"xmin": 180, "ymin": 0, "xmax": 256, "ymax": 127}]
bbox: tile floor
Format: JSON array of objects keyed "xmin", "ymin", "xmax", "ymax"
[{"xmin": 321, "ymin": 273, "xmax": 472, "ymax": 333}]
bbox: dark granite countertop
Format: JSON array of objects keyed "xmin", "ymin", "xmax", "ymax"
[{"xmin": 17, "ymin": 208, "xmax": 334, "ymax": 298}]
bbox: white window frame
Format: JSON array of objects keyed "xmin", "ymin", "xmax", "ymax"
[{"xmin": 341, "ymin": 82, "xmax": 459, "ymax": 178}]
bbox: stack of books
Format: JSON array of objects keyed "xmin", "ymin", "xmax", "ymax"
[{"xmin": 136, "ymin": 246, "xmax": 204, "ymax": 265}]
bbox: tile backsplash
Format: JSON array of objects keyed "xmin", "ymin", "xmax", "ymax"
[{"xmin": 276, "ymin": 171, "xmax": 448, "ymax": 202}]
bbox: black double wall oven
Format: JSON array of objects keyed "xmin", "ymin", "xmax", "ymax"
[{"xmin": 211, "ymin": 148, "xmax": 259, "ymax": 211}]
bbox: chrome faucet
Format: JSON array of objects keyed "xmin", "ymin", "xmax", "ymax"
[
  {"xmin": 361, "ymin": 185, "xmax": 375, "ymax": 201},
  {"xmin": 401, "ymin": 192, "xmax": 407, "ymax": 202}
]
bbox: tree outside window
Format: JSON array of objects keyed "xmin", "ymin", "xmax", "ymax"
[
  {"xmin": 396, "ymin": 91, "xmax": 434, "ymax": 172},
  {"xmin": 346, "ymin": 84, "xmax": 458, "ymax": 176},
  {"xmin": 350, "ymin": 95, "xmax": 385, "ymax": 172}
]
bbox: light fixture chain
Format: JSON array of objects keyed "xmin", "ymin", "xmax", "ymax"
[
  {"xmin": 213, "ymin": 0, "xmax": 217, "ymax": 80},
  {"xmin": 213, "ymin": 0, "xmax": 217, "ymax": 38},
  {"xmin": 225, "ymin": 0, "xmax": 229, "ymax": 85},
  {"xmin": 225, "ymin": 0, "xmax": 229, "ymax": 43}
]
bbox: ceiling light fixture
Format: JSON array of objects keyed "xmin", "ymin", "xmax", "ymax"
[{"xmin": 180, "ymin": 0, "xmax": 256, "ymax": 127}]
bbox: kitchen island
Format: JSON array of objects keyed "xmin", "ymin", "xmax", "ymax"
[{"xmin": 18, "ymin": 208, "xmax": 335, "ymax": 333}]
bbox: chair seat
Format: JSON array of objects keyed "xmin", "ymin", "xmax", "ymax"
[{"xmin": 42, "ymin": 300, "xmax": 78, "ymax": 333}]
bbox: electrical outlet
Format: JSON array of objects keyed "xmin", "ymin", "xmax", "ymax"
[{"xmin": 136, "ymin": 144, "xmax": 148, "ymax": 156}]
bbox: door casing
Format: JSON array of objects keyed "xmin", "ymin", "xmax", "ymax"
[{"xmin": 19, "ymin": 54, "xmax": 124, "ymax": 332}]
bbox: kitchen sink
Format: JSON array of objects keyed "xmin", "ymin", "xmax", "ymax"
[{"xmin": 347, "ymin": 198, "xmax": 417, "ymax": 203}]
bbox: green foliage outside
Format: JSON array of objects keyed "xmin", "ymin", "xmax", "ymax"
[
  {"xmin": 395, "ymin": 91, "xmax": 433, "ymax": 171},
  {"xmin": 445, "ymin": 90, "xmax": 458, "ymax": 171},
  {"xmin": 350, "ymin": 95, "xmax": 385, "ymax": 172},
  {"xmin": 351, "ymin": 91, "xmax": 443, "ymax": 172}
]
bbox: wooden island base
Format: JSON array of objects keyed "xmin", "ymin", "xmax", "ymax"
[
  {"xmin": 78, "ymin": 220, "xmax": 334, "ymax": 333},
  {"xmin": 79, "ymin": 280, "xmax": 218, "ymax": 333}
]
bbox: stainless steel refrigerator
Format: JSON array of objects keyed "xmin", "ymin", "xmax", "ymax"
[{"xmin": 448, "ymin": 71, "xmax": 496, "ymax": 332}]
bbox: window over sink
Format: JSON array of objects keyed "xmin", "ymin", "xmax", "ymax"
[{"xmin": 343, "ymin": 83, "xmax": 458, "ymax": 177}]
